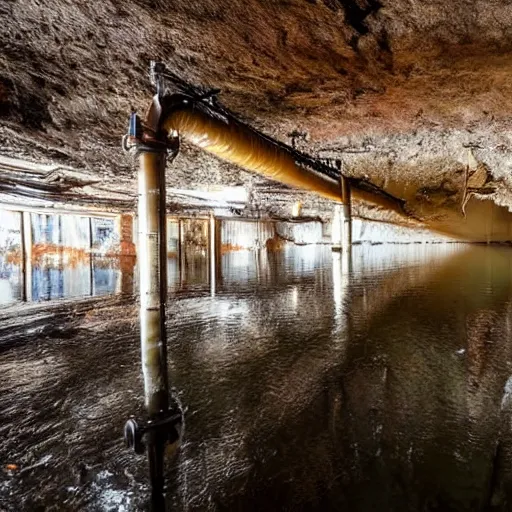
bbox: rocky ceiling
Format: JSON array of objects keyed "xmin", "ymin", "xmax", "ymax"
[{"xmin": 1, "ymin": 0, "xmax": 512, "ymax": 239}]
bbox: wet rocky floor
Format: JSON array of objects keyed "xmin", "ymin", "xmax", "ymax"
[{"xmin": 3, "ymin": 245, "xmax": 512, "ymax": 511}]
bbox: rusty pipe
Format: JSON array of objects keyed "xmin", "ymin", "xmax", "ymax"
[
  {"xmin": 138, "ymin": 151, "xmax": 169, "ymax": 415},
  {"xmin": 162, "ymin": 106, "xmax": 342, "ymax": 201},
  {"xmin": 137, "ymin": 150, "xmax": 169, "ymax": 503},
  {"xmin": 158, "ymin": 99, "xmax": 405, "ymax": 215}
]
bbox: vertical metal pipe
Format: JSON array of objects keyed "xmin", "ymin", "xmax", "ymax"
[
  {"xmin": 209, "ymin": 214, "xmax": 216, "ymax": 297},
  {"xmin": 341, "ymin": 175, "xmax": 352, "ymax": 249},
  {"xmin": 21, "ymin": 211, "xmax": 32, "ymax": 302},
  {"xmin": 179, "ymin": 218, "xmax": 185, "ymax": 288},
  {"xmin": 137, "ymin": 150, "xmax": 169, "ymax": 500},
  {"xmin": 138, "ymin": 150, "xmax": 169, "ymax": 414}
]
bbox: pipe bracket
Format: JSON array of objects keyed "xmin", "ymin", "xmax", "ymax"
[{"xmin": 122, "ymin": 112, "xmax": 179, "ymax": 158}]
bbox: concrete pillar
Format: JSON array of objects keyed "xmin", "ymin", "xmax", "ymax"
[
  {"xmin": 117, "ymin": 214, "xmax": 137, "ymax": 256},
  {"xmin": 116, "ymin": 255, "xmax": 136, "ymax": 297},
  {"xmin": 116, "ymin": 214, "xmax": 136, "ymax": 296},
  {"xmin": 341, "ymin": 175, "xmax": 352, "ymax": 250},
  {"xmin": 178, "ymin": 218, "xmax": 184, "ymax": 287},
  {"xmin": 21, "ymin": 211, "xmax": 32, "ymax": 302},
  {"xmin": 209, "ymin": 214, "xmax": 216, "ymax": 297},
  {"xmin": 216, "ymin": 219, "xmax": 222, "ymax": 286},
  {"xmin": 89, "ymin": 217, "xmax": 94, "ymax": 296}
]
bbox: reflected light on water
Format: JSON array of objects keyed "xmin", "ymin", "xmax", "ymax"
[{"xmin": 5, "ymin": 244, "xmax": 512, "ymax": 510}]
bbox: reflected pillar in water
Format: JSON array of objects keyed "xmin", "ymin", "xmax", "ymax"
[
  {"xmin": 21, "ymin": 211, "xmax": 32, "ymax": 302},
  {"xmin": 341, "ymin": 242, "xmax": 352, "ymax": 275},
  {"xmin": 332, "ymin": 246, "xmax": 353, "ymax": 340},
  {"xmin": 117, "ymin": 215, "xmax": 136, "ymax": 296}
]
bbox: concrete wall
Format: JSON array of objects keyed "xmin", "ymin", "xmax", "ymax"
[
  {"xmin": 331, "ymin": 206, "xmax": 452, "ymax": 245},
  {"xmin": 276, "ymin": 221, "xmax": 325, "ymax": 245},
  {"xmin": 351, "ymin": 218, "xmax": 452, "ymax": 244}
]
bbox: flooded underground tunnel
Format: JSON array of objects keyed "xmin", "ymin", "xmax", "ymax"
[{"xmin": 3, "ymin": 1, "xmax": 512, "ymax": 511}]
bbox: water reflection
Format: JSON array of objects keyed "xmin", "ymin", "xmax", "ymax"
[
  {"xmin": 0, "ymin": 211, "xmax": 124, "ymax": 306},
  {"xmin": 0, "ymin": 255, "xmax": 127, "ymax": 304},
  {"xmin": 168, "ymin": 244, "xmax": 335, "ymax": 294},
  {"xmin": 32, "ymin": 257, "xmax": 91, "ymax": 301},
  {"xmin": 5, "ymin": 245, "xmax": 512, "ymax": 511},
  {"xmin": 0, "ymin": 258, "xmax": 22, "ymax": 305},
  {"xmin": 167, "ymin": 244, "xmax": 512, "ymax": 511},
  {"xmin": 29, "ymin": 256, "xmax": 123, "ymax": 302}
]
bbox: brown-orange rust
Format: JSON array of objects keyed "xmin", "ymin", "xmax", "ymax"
[
  {"xmin": 31, "ymin": 244, "xmax": 89, "ymax": 266},
  {"xmin": 220, "ymin": 243, "xmax": 249, "ymax": 253},
  {"xmin": 160, "ymin": 102, "xmax": 406, "ymax": 216},
  {"xmin": 265, "ymin": 233, "xmax": 287, "ymax": 252},
  {"xmin": 162, "ymin": 107, "xmax": 342, "ymax": 202}
]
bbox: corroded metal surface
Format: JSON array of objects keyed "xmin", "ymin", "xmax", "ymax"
[
  {"xmin": 162, "ymin": 103, "xmax": 407, "ymax": 216},
  {"xmin": 137, "ymin": 152, "xmax": 168, "ymax": 415},
  {"xmin": 162, "ymin": 106, "xmax": 343, "ymax": 202}
]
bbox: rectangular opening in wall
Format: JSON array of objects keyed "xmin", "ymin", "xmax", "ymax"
[
  {"xmin": 0, "ymin": 210, "xmax": 22, "ymax": 306},
  {"xmin": 174, "ymin": 218, "xmax": 209, "ymax": 292},
  {"xmin": 31, "ymin": 213, "xmax": 92, "ymax": 301},
  {"xmin": 91, "ymin": 217, "xmax": 117, "ymax": 254}
]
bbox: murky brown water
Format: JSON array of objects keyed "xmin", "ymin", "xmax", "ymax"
[{"xmin": 3, "ymin": 244, "xmax": 512, "ymax": 511}]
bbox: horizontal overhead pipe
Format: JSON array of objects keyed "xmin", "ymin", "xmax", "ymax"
[
  {"xmin": 162, "ymin": 102, "xmax": 341, "ymax": 201},
  {"xmin": 151, "ymin": 95, "xmax": 406, "ymax": 216}
]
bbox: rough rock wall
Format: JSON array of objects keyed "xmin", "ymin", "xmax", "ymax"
[{"xmin": 1, "ymin": 0, "xmax": 512, "ymax": 239}]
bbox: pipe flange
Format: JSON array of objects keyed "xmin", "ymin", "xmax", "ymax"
[
  {"xmin": 122, "ymin": 136, "xmax": 174, "ymax": 158},
  {"xmin": 124, "ymin": 419, "xmax": 145, "ymax": 455},
  {"xmin": 124, "ymin": 410, "xmax": 183, "ymax": 455}
]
